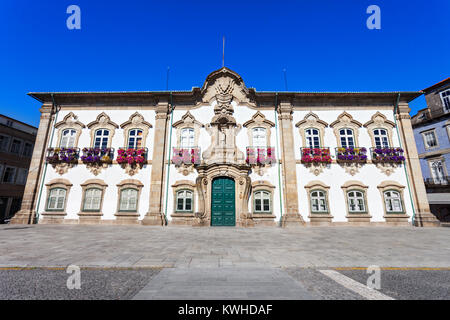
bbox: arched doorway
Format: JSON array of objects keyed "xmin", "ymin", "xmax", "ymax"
[{"xmin": 211, "ymin": 177, "xmax": 235, "ymax": 226}]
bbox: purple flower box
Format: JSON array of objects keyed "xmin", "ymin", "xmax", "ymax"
[
  {"xmin": 81, "ymin": 147, "xmax": 113, "ymax": 164},
  {"xmin": 371, "ymin": 147, "xmax": 405, "ymax": 163},
  {"xmin": 46, "ymin": 148, "xmax": 79, "ymax": 164},
  {"xmin": 336, "ymin": 147, "xmax": 367, "ymax": 162}
]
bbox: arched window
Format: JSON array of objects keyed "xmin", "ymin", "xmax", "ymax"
[
  {"xmin": 254, "ymin": 190, "xmax": 271, "ymax": 213},
  {"xmin": 180, "ymin": 128, "xmax": 195, "ymax": 148},
  {"xmin": 127, "ymin": 129, "xmax": 143, "ymax": 149},
  {"xmin": 340, "ymin": 128, "xmax": 355, "ymax": 148},
  {"xmin": 47, "ymin": 188, "xmax": 66, "ymax": 211},
  {"xmin": 305, "ymin": 128, "xmax": 320, "ymax": 148},
  {"xmin": 347, "ymin": 190, "xmax": 366, "ymax": 213},
  {"xmin": 94, "ymin": 129, "xmax": 109, "ymax": 149},
  {"xmin": 60, "ymin": 129, "xmax": 76, "ymax": 148},
  {"xmin": 252, "ymin": 127, "xmax": 266, "ymax": 147},
  {"xmin": 119, "ymin": 188, "xmax": 138, "ymax": 211},
  {"xmin": 176, "ymin": 190, "xmax": 193, "ymax": 212},
  {"xmin": 374, "ymin": 129, "xmax": 389, "ymax": 148},
  {"xmin": 310, "ymin": 190, "xmax": 327, "ymax": 213},
  {"xmin": 384, "ymin": 190, "xmax": 403, "ymax": 213},
  {"xmin": 83, "ymin": 188, "xmax": 102, "ymax": 211}
]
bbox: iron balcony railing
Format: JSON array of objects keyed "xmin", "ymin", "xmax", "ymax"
[
  {"xmin": 45, "ymin": 147, "xmax": 80, "ymax": 164},
  {"xmin": 172, "ymin": 147, "xmax": 201, "ymax": 165},
  {"xmin": 117, "ymin": 147, "xmax": 148, "ymax": 165},
  {"xmin": 300, "ymin": 147, "xmax": 332, "ymax": 164},
  {"xmin": 80, "ymin": 147, "xmax": 114, "ymax": 164},
  {"xmin": 370, "ymin": 147, "xmax": 405, "ymax": 163},
  {"xmin": 246, "ymin": 146, "xmax": 276, "ymax": 165},
  {"xmin": 335, "ymin": 147, "xmax": 368, "ymax": 163},
  {"xmin": 424, "ymin": 176, "xmax": 450, "ymax": 186}
]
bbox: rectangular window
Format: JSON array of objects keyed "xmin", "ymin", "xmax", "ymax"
[
  {"xmin": 441, "ymin": 89, "xmax": 450, "ymax": 113},
  {"xmin": 2, "ymin": 167, "xmax": 16, "ymax": 183},
  {"xmin": 10, "ymin": 139, "xmax": 22, "ymax": 154},
  {"xmin": 119, "ymin": 189, "xmax": 138, "ymax": 211},
  {"xmin": 83, "ymin": 189, "xmax": 102, "ymax": 211},
  {"xmin": 47, "ymin": 188, "xmax": 66, "ymax": 211},
  {"xmin": 423, "ymin": 131, "xmax": 438, "ymax": 149},
  {"xmin": 0, "ymin": 135, "xmax": 10, "ymax": 152},
  {"xmin": 16, "ymin": 169, "xmax": 28, "ymax": 185},
  {"xmin": 23, "ymin": 142, "xmax": 33, "ymax": 157}
]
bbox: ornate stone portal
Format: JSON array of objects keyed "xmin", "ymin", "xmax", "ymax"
[{"xmin": 194, "ymin": 68, "xmax": 253, "ymax": 226}]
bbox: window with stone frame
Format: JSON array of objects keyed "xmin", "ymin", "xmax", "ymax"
[
  {"xmin": 363, "ymin": 112, "xmax": 395, "ymax": 149},
  {"xmin": 180, "ymin": 128, "xmax": 195, "ymax": 148},
  {"xmin": 46, "ymin": 188, "xmax": 67, "ymax": 211},
  {"xmin": 60, "ymin": 129, "xmax": 77, "ymax": 148},
  {"xmin": 373, "ymin": 128, "xmax": 389, "ymax": 148},
  {"xmin": 339, "ymin": 129, "xmax": 355, "ymax": 148},
  {"xmin": 252, "ymin": 127, "xmax": 267, "ymax": 147},
  {"xmin": 383, "ymin": 190, "xmax": 404, "ymax": 213},
  {"xmin": 83, "ymin": 188, "xmax": 103, "ymax": 211},
  {"xmin": 430, "ymin": 160, "xmax": 447, "ymax": 184},
  {"xmin": 422, "ymin": 130, "xmax": 438, "ymax": 149},
  {"xmin": 119, "ymin": 188, "xmax": 139, "ymax": 212},
  {"xmin": 440, "ymin": 89, "xmax": 450, "ymax": 113},
  {"xmin": 347, "ymin": 190, "xmax": 366, "ymax": 213},
  {"xmin": 93, "ymin": 129, "xmax": 110, "ymax": 149},
  {"xmin": 310, "ymin": 190, "xmax": 328, "ymax": 213},
  {"xmin": 305, "ymin": 128, "xmax": 321, "ymax": 148},
  {"xmin": 127, "ymin": 129, "xmax": 143, "ymax": 149},
  {"xmin": 176, "ymin": 190, "xmax": 193, "ymax": 212},
  {"xmin": 253, "ymin": 190, "xmax": 271, "ymax": 213}
]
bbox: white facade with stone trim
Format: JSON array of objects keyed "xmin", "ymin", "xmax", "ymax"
[{"xmin": 12, "ymin": 68, "xmax": 440, "ymax": 227}]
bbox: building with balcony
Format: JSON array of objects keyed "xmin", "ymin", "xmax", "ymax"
[
  {"xmin": 11, "ymin": 68, "xmax": 440, "ymax": 227},
  {"xmin": 0, "ymin": 114, "xmax": 37, "ymax": 223},
  {"xmin": 412, "ymin": 77, "xmax": 450, "ymax": 224}
]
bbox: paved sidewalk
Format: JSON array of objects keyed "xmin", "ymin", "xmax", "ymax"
[{"xmin": 0, "ymin": 224, "xmax": 449, "ymax": 268}]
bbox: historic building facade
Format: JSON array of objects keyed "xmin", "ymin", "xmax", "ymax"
[
  {"xmin": 412, "ymin": 77, "xmax": 450, "ymax": 224},
  {"xmin": 12, "ymin": 68, "xmax": 440, "ymax": 227},
  {"xmin": 0, "ymin": 114, "xmax": 37, "ymax": 223}
]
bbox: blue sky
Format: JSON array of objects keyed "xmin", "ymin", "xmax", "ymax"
[{"xmin": 1, "ymin": 0, "xmax": 449, "ymax": 127}]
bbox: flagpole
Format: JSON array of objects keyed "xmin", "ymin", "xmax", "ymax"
[{"xmin": 222, "ymin": 36, "xmax": 225, "ymax": 67}]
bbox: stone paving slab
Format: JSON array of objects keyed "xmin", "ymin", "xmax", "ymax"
[
  {"xmin": 132, "ymin": 267, "xmax": 318, "ymax": 300},
  {"xmin": 0, "ymin": 225, "xmax": 449, "ymax": 268}
]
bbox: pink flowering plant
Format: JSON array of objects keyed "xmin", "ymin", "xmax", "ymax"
[
  {"xmin": 301, "ymin": 147, "xmax": 332, "ymax": 164},
  {"xmin": 46, "ymin": 147, "xmax": 79, "ymax": 164},
  {"xmin": 246, "ymin": 147, "xmax": 257, "ymax": 165},
  {"xmin": 117, "ymin": 148, "xmax": 146, "ymax": 166},
  {"xmin": 266, "ymin": 147, "xmax": 276, "ymax": 164},
  {"xmin": 172, "ymin": 147, "xmax": 201, "ymax": 165},
  {"xmin": 246, "ymin": 147, "xmax": 276, "ymax": 165}
]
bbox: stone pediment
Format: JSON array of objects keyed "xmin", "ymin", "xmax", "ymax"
[{"xmin": 200, "ymin": 67, "xmax": 253, "ymax": 105}]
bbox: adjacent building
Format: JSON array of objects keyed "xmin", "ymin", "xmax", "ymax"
[
  {"xmin": 0, "ymin": 114, "xmax": 37, "ymax": 223},
  {"xmin": 11, "ymin": 68, "xmax": 440, "ymax": 227},
  {"xmin": 412, "ymin": 77, "xmax": 450, "ymax": 223}
]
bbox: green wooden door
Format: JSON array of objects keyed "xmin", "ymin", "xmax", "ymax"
[{"xmin": 211, "ymin": 177, "xmax": 235, "ymax": 226}]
